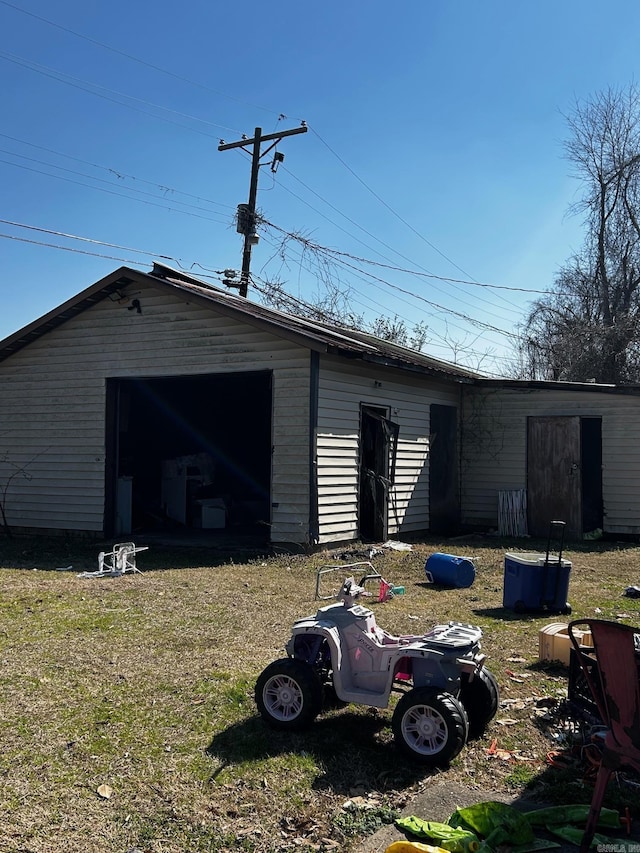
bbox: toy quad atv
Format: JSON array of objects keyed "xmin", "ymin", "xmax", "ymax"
[{"xmin": 255, "ymin": 574, "xmax": 499, "ymax": 766}]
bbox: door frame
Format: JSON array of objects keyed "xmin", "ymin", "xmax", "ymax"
[
  {"xmin": 358, "ymin": 405, "xmax": 398, "ymax": 542},
  {"xmin": 527, "ymin": 415, "xmax": 602, "ymax": 539},
  {"xmin": 429, "ymin": 403, "xmax": 460, "ymax": 535}
]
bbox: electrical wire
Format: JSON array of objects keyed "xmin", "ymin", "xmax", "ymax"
[
  {"xmin": 0, "ymin": 133, "xmax": 235, "ymax": 212},
  {"xmin": 278, "ymin": 164, "xmax": 525, "ymax": 319},
  {"xmin": 0, "ymin": 0, "xmax": 294, "ymax": 121},
  {"xmin": 0, "ymin": 231, "xmax": 152, "ymax": 266},
  {"xmin": 248, "ymin": 269, "xmax": 512, "ymax": 375},
  {"xmin": 264, "ymin": 217, "xmax": 551, "ymax": 295},
  {"xmin": 2, "ymin": 134, "xmax": 538, "ymax": 318},
  {"xmin": 0, "ymin": 158, "xmax": 232, "ymax": 225},
  {"xmin": 258, "ymin": 223, "xmax": 520, "ymax": 342},
  {"xmin": 1, "ymin": 135, "xmax": 533, "ymax": 339},
  {"xmin": 1, "ymin": 5, "xmax": 544, "ymax": 326},
  {"xmin": 0, "ymin": 128, "xmax": 518, "ymax": 342},
  {"xmin": 0, "ymin": 50, "xmax": 235, "ymax": 138},
  {"xmin": 0, "ymin": 228, "xmax": 228, "ymax": 281},
  {"xmin": 0, "ymin": 6, "xmax": 528, "ymax": 362},
  {"xmin": 0, "ymin": 220, "xmax": 516, "ymax": 371},
  {"xmin": 309, "ymin": 125, "xmax": 514, "ymax": 298},
  {"xmin": 0, "ymin": 149, "xmax": 231, "ymax": 218},
  {"xmin": 0, "ymin": 0, "xmax": 545, "ymax": 327},
  {"xmin": 0, "ymin": 219, "xmax": 201, "ymax": 262},
  {"xmin": 0, "ymin": 148, "xmax": 522, "ymax": 352},
  {"xmin": 256, "ymin": 224, "xmax": 519, "ymax": 352}
]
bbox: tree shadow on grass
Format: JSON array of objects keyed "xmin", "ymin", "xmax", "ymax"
[
  {"xmin": 0, "ymin": 538, "xmax": 276, "ymax": 572},
  {"xmin": 513, "ymin": 761, "xmax": 640, "ymax": 819},
  {"xmin": 206, "ymin": 708, "xmax": 433, "ymax": 795}
]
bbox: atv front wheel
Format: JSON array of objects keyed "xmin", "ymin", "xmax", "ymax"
[
  {"xmin": 392, "ymin": 688, "xmax": 469, "ymax": 765},
  {"xmin": 459, "ymin": 667, "xmax": 500, "ymax": 739},
  {"xmin": 255, "ymin": 658, "xmax": 323, "ymax": 730}
]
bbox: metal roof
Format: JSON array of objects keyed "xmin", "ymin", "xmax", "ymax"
[
  {"xmin": 5, "ymin": 263, "xmax": 640, "ymax": 394},
  {"xmin": 0, "ymin": 263, "xmax": 484, "ymax": 381}
]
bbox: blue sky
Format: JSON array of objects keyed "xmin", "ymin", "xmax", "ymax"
[{"xmin": 1, "ymin": 1, "xmax": 639, "ymax": 375}]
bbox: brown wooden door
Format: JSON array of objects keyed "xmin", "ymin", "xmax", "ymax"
[{"xmin": 527, "ymin": 416, "xmax": 582, "ymax": 538}]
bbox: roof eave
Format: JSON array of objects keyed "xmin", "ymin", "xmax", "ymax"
[
  {"xmin": 356, "ymin": 351, "xmax": 480, "ymax": 382},
  {"xmin": 0, "ymin": 267, "xmax": 140, "ymax": 362}
]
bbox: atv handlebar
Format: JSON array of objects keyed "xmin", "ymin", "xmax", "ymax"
[{"xmin": 339, "ymin": 577, "xmax": 366, "ymax": 604}]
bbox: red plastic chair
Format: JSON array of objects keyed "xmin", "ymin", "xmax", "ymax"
[{"xmin": 568, "ymin": 619, "xmax": 640, "ymax": 853}]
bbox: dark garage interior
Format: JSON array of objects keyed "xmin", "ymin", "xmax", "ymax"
[{"xmin": 106, "ymin": 371, "xmax": 272, "ymax": 540}]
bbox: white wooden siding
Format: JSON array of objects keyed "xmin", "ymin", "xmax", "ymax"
[
  {"xmin": 316, "ymin": 357, "xmax": 459, "ymax": 544},
  {"xmin": 0, "ymin": 282, "xmax": 310, "ymax": 541},
  {"xmin": 461, "ymin": 386, "xmax": 640, "ymax": 535}
]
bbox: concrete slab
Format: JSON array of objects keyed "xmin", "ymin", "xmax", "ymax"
[{"xmin": 352, "ymin": 780, "xmax": 640, "ymax": 853}]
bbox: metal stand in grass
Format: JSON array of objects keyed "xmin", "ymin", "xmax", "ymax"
[
  {"xmin": 77, "ymin": 543, "xmax": 149, "ymax": 578},
  {"xmin": 255, "ymin": 567, "xmax": 499, "ymax": 766}
]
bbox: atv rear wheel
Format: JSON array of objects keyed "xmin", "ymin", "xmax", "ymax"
[
  {"xmin": 255, "ymin": 658, "xmax": 323, "ymax": 730},
  {"xmin": 459, "ymin": 667, "xmax": 500, "ymax": 739},
  {"xmin": 392, "ymin": 688, "xmax": 469, "ymax": 765}
]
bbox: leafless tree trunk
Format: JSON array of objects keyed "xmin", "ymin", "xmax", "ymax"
[{"xmin": 518, "ymin": 85, "xmax": 640, "ymax": 383}]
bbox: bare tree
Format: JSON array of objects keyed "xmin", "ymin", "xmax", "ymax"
[
  {"xmin": 256, "ymin": 230, "xmax": 434, "ymax": 351},
  {"xmin": 518, "ymin": 84, "xmax": 640, "ymax": 383}
]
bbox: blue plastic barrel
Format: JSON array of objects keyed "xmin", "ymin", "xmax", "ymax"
[{"xmin": 425, "ymin": 553, "xmax": 476, "ymax": 588}]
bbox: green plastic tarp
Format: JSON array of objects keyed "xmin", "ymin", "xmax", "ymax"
[
  {"xmin": 395, "ymin": 816, "xmax": 480, "ymax": 853},
  {"xmin": 448, "ymin": 801, "xmax": 534, "ymax": 849}
]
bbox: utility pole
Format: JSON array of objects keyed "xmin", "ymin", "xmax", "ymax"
[{"xmin": 218, "ymin": 123, "xmax": 308, "ymax": 297}]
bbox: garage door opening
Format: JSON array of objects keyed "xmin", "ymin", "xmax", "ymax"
[{"xmin": 105, "ymin": 372, "xmax": 272, "ymax": 541}]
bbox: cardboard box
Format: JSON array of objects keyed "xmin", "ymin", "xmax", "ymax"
[{"xmin": 539, "ymin": 622, "xmax": 592, "ymax": 666}]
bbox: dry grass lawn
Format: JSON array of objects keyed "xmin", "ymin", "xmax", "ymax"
[{"xmin": 1, "ymin": 534, "xmax": 640, "ymax": 852}]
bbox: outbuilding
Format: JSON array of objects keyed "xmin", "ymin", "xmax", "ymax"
[
  {"xmin": 3, "ymin": 263, "xmax": 640, "ymax": 546},
  {"xmin": 0, "ymin": 263, "xmax": 479, "ymax": 547},
  {"xmin": 461, "ymin": 379, "xmax": 640, "ymax": 540}
]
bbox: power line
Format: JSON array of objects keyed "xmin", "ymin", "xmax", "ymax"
[
  {"xmin": 0, "ymin": 133, "xmax": 235, "ymax": 211},
  {"xmin": 333, "ymin": 256, "xmax": 519, "ymax": 338},
  {"xmin": 2, "ymin": 144, "xmax": 511, "ymax": 339},
  {"xmin": 0, "ymin": 223, "xmax": 515, "ymax": 372},
  {"xmin": 0, "ymin": 158, "xmax": 231, "ymax": 224},
  {"xmin": 304, "ymin": 126, "xmax": 538, "ymax": 325},
  {"xmin": 278, "ymin": 164, "xmax": 525, "ymax": 319},
  {"xmin": 264, "ymin": 218, "xmax": 550, "ymax": 295},
  {"xmin": 0, "ymin": 0, "xmax": 292, "ymax": 121},
  {"xmin": 0, "ymin": 149, "xmax": 525, "ymax": 344},
  {"xmin": 0, "ymin": 50, "xmax": 237, "ymax": 137},
  {"xmin": 259, "ymin": 220, "xmax": 522, "ymax": 339},
  {"xmin": 0, "ymin": 227, "xmax": 228, "ymax": 281},
  {"xmin": 268, "ymin": 167, "xmax": 543, "ymax": 357},
  {"xmin": 257, "ymin": 224, "xmax": 519, "ymax": 346},
  {"xmin": 0, "ymin": 219, "xmax": 203, "ymax": 262},
  {"xmin": 0, "ymin": 231, "xmax": 151, "ymax": 265},
  {"xmin": 280, "ymin": 164, "xmax": 439, "ymax": 275},
  {"xmin": 0, "ymin": 148, "xmax": 231, "ymax": 218},
  {"xmin": 0, "ymin": 11, "xmax": 530, "ymax": 354},
  {"xmin": 249, "ymin": 269, "xmax": 514, "ymax": 373},
  {"xmin": 0, "ymin": 132, "xmax": 544, "ymax": 299},
  {"xmin": 0, "ymin": 0, "xmax": 546, "ymax": 323},
  {"xmin": 310, "ymin": 125, "xmax": 488, "ymax": 284},
  {"xmin": 0, "ymin": 4, "xmax": 546, "ymax": 322}
]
